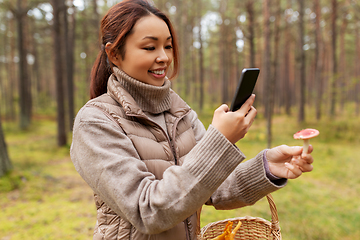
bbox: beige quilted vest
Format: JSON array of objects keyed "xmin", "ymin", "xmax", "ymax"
[{"xmin": 88, "ymin": 88, "xmax": 200, "ymax": 240}]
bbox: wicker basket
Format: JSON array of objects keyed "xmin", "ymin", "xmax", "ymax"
[{"xmin": 198, "ymin": 194, "xmax": 281, "ymax": 240}]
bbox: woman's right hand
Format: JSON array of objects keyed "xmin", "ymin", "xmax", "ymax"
[{"xmin": 211, "ymin": 94, "xmax": 257, "ymax": 144}]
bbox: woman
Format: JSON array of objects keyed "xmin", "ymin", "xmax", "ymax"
[{"xmin": 70, "ymin": 1, "xmax": 314, "ymax": 239}]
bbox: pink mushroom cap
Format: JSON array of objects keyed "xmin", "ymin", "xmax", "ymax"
[{"xmin": 293, "ymin": 128, "xmax": 320, "ymax": 140}]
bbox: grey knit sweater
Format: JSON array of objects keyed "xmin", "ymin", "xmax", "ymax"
[{"xmin": 70, "ymin": 68, "xmax": 286, "ymax": 235}]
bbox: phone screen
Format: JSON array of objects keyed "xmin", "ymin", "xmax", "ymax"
[{"xmin": 230, "ymin": 68, "xmax": 260, "ymax": 112}]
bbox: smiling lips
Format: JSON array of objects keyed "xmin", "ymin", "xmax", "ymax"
[{"xmin": 149, "ymin": 69, "xmax": 166, "ymax": 77}]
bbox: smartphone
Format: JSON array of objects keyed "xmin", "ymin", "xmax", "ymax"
[{"xmin": 230, "ymin": 68, "xmax": 260, "ymax": 112}]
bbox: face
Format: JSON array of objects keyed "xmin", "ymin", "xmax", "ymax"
[{"xmin": 109, "ymin": 15, "xmax": 173, "ymax": 86}]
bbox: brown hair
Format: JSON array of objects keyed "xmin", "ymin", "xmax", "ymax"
[{"xmin": 89, "ymin": 0, "xmax": 179, "ymax": 99}]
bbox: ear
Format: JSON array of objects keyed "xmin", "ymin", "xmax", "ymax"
[{"xmin": 105, "ymin": 42, "xmax": 120, "ymax": 66}]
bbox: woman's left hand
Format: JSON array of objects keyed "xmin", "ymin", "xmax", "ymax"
[{"xmin": 266, "ymin": 145, "xmax": 314, "ymax": 179}]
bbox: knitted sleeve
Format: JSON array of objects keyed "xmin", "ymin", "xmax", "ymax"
[{"xmin": 187, "ymin": 110, "xmax": 287, "ymax": 210}]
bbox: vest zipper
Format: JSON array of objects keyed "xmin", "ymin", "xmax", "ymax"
[
  {"xmin": 170, "ymin": 111, "xmax": 192, "ymax": 240},
  {"xmin": 184, "ymin": 218, "xmax": 191, "ymax": 240},
  {"xmin": 126, "ymin": 110, "xmax": 193, "ymax": 239},
  {"xmin": 170, "ymin": 110, "xmax": 191, "ymax": 165}
]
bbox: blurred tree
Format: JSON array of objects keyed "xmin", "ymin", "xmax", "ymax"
[
  {"xmin": 16, "ymin": 0, "xmax": 32, "ymax": 129},
  {"xmin": 4, "ymin": 0, "xmax": 33, "ymax": 129},
  {"xmin": 220, "ymin": 0, "xmax": 229, "ymax": 104},
  {"xmin": 267, "ymin": 0, "xmax": 281, "ymax": 147},
  {"xmin": 262, "ymin": 0, "xmax": 271, "ymax": 147},
  {"xmin": 28, "ymin": 15, "xmax": 41, "ymax": 109},
  {"xmin": 52, "ymin": 0, "xmax": 66, "ymax": 146},
  {"xmin": 64, "ymin": 0, "xmax": 76, "ymax": 131},
  {"xmin": 245, "ymin": 0, "xmax": 256, "ymax": 68},
  {"xmin": 0, "ymin": 116, "xmax": 12, "ymax": 177},
  {"xmin": 283, "ymin": 0, "xmax": 293, "ymax": 116},
  {"xmin": 1, "ymin": 0, "xmax": 48, "ymax": 127},
  {"xmin": 355, "ymin": 1, "xmax": 360, "ymax": 115},
  {"xmin": 339, "ymin": 1, "xmax": 349, "ymax": 111},
  {"xmin": 196, "ymin": 0, "xmax": 205, "ymax": 111},
  {"xmin": 330, "ymin": 0, "xmax": 338, "ymax": 116},
  {"xmin": 297, "ymin": 0, "xmax": 305, "ymax": 123},
  {"xmin": 314, "ymin": 0, "xmax": 324, "ymax": 120},
  {"xmin": 0, "ymin": 13, "xmax": 16, "ymax": 121}
]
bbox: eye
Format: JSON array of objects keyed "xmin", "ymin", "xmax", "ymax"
[
  {"xmin": 143, "ymin": 46, "xmax": 155, "ymax": 51},
  {"xmin": 165, "ymin": 45, "xmax": 173, "ymax": 50}
]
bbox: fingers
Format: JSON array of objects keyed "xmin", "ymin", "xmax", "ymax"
[
  {"xmin": 284, "ymin": 162, "xmax": 302, "ymax": 178},
  {"xmin": 292, "ymin": 157, "xmax": 314, "ymax": 172},
  {"xmin": 246, "ymin": 106, "xmax": 257, "ymax": 119},
  {"xmin": 246, "ymin": 106, "xmax": 257, "ymax": 126},
  {"xmin": 297, "ymin": 145, "xmax": 314, "ymax": 164},
  {"xmin": 235, "ymin": 94, "xmax": 255, "ymax": 115},
  {"xmin": 302, "ymin": 153, "xmax": 314, "ymax": 165},
  {"xmin": 277, "ymin": 145, "xmax": 313, "ymax": 162},
  {"xmin": 301, "ymin": 145, "xmax": 313, "ymax": 158}
]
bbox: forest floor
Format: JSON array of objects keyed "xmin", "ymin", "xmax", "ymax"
[{"xmin": 1, "ymin": 108, "xmax": 360, "ymax": 239}]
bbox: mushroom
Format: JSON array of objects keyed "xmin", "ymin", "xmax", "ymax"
[{"xmin": 293, "ymin": 128, "xmax": 319, "ymax": 153}]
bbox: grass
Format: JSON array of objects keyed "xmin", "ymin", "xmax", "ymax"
[
  {"xmin": 0, "ymin": 119, "xmax": 95, "ymax": 239},
  {"xmin": 1, "ymin": 108, "xmax": 360, "ymax": 239},
  {"xmin": 200, "ymin": 108, "xmax": 360, "ymax": 240}
]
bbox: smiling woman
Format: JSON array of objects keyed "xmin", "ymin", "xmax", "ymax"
[
  {"xmin": 70, "ymin": 1, "xmax": 316, "ymax": 240},
  {"xmin": 105, "ymin": 15, "xmax": 174, "ymax": 86},
  {"xmin": 89, "ymin": 0, "xmax": 179, "ymax": 99}
]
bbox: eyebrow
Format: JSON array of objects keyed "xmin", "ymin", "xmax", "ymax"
[{"xmin": 142, "ymin": 36, "xmax": 172, "ymax": 41}]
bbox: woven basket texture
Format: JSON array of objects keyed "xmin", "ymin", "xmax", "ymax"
[{"xmin": 198, "ymin": 194, "xmax": 281, "ymax": 240}]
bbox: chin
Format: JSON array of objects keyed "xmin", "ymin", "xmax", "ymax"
[{"xmin": 152, "ymin": 80, "xmax": 165, "ymax": 87}]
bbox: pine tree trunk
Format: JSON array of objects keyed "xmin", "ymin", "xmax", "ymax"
[
  {"xmin": 52, "ymin": 0, "xmax": 67, "ymax": 146},
  {"xmin": 63, "ymin": 0, "xmax": 75, "ymax": 131},
  {"xmin": 271, "ymin": 0, "xmax": 280, "ymax": 118},
  {"xmin": 314, "ymin": 0, "xmax": 324, "ymax": 120},
  {"xmin": 0, "ymin": 117, "xmax": 12, "ymax": 177},
  {"xmin": 197, "ymin": 0, "xmax": 204, "ymax": 111},
  {"xmin": 246, "ymin": 0, "xmax": 255, "ymax": 68},
  {"xmin": 284, "ymin": 1, "xmax": 292, "ymax": 116},
  {"xmin": 16, "ymin": 0, "xmax": 32, "ymax": 129},
  {"xmin": 7, "ymin": 17, "xmax": 16, "ymax": 121},
  {"xmin": 356, "ymin": 5, "xmax": 360, "ymax": 116},
  {"xmin": 297, "ymin": 0, "xmax": 306, "ymax": 123},
  {"xmin": 263, "ymin": 0, "xmax": 272, "ymax": 148},
  {"xmin": 330, "ymin": 0, "xmax": 338, "ymax": 116},
  {"xmin": 220, "ymin": 0, "xmax": 229, "ymax": 104},
  {"xmin": 339, "ymin": 7, "xmax": 348, "ymax": 111}
]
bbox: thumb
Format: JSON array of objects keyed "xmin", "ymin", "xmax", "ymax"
[
  {"xmin": 280, "ymin": 145, "xmax": 303, "ymax": 156},
  {"xmin": 216, "ymin": 104, "xmax": 230, "ymax": 113}
]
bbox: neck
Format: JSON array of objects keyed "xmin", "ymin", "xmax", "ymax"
[{"xmin": 111, "ymin": 67, "xmax": 172, "ymax": 114}]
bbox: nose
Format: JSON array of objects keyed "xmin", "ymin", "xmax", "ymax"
[{"xmin": 156, "ymin": 48, "xmax": 170, "ymax": 63}]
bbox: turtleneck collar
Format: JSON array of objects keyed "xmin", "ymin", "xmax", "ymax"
[{"xmin": 108, "ymin": 67, "xmax": 172, "ymax": 114}]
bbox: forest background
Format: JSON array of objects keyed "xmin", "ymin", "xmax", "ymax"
[{"xmin": 0, "ymin": 0, "xmax": 360, "ymax": 239}]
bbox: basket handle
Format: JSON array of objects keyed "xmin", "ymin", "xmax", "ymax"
[{"xmin": 266, "ymin": 194, "xmax": 282, "ymax": 239}]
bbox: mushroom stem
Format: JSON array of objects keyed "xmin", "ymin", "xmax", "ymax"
[{"xmin": 303, "ymin": 139, "xmax": 310, "ymax": 154}]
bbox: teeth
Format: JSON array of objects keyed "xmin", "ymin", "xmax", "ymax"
[{"xmin": 151, "ymin": 70, "xmax": 165, "ymax": 75}]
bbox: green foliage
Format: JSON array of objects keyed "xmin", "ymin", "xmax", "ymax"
[{"xmin": 0, "ymin": 171, "xmax": 23, "ymax": 192}]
